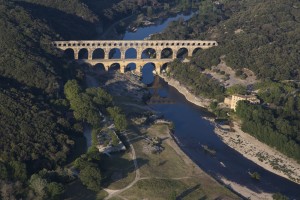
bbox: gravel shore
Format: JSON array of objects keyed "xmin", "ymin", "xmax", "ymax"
[{"xmin": 160, "ymin": 75, "xmax": 300, "ymax": 198}]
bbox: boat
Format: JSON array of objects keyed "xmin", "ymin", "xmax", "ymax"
[
  {"xmin": 220, "ymin": 162, "xmax": 226, "ymax": 167},
  {"xmin": 201, "ymin": 144, "xmax": 216, "ymax": 155}
]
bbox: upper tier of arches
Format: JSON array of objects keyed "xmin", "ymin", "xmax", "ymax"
[
  {"xmin": 53, "ymin": 40, "xmax": 218, "ymax": 48},
  {"xmin": 63, "ymin": 47, "xmax": 203, "ymax": 60}
]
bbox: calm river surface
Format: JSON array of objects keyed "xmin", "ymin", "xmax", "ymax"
[{"xmin": 96, "ymin": 12, "xmax": 300, "ymax": 198}]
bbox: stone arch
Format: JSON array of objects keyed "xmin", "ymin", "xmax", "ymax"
[
  {"xmin": 141, "ymin": 62, "xmax": 156, "ymax": 84},
  {"xmin": 141, "ymin": 62, "xmax": 155, "ymax": 71},
  {"xmin": 192, "ymin": 47, "xmax": 202, "ymax": 56},
  {"xmin": 92, "ymin": 48, "xmax": 105, "ymax": 59},
  {"xmin": 161, "ymin": 48, "xmax": 173, "ymax": 59},
  {"xmin": 160, "ymin": 63, "xmax": 169, "ymax": 74},
  {"xmin": 125, "ymin": 62, "xmax": 136, "ymax": 72},
  {"xmin": 94, "ymin": 63, "xmax": 106, "ymax": 72},
  {"xmin": 125, "ymin": 48, "xmax": 137, "ymax": 59},
  {"xmin": 142, "ymin": 48, "xmax": 156, "ymax": 59},
  {"xmin": 176, "ymin": 48, "xmax": 188, "ymax": 59},
  {"xmin": 109, "ymin": 48, "xmax": 121, "ymax": 59},
  {"xmin": 78, "ymin": 48, "xmax": 88, "ymax": 59},
  {"xmin": 64, "ymin": 48, "xmax": 74, "ymax": 59},
  {"xmin": 108, "ymin": 63, "xmax": 121, "ymax": 72}
]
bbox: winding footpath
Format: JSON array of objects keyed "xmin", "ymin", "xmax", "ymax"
[{"xmin": 104, "ymin": 140, "xmax": 140, "ymax": 200}]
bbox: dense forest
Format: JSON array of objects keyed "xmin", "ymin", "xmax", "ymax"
[
  {"xmin": 167, "ymin": 60, "xmax": 225, "ymax": 101},
  {"xmin": 236, "ymin": 101, "xmax": 300, "ymax": 163},
  {"xmin": 0, "ymin": 1, "xmax": 80, "ymax": 198},
  {"xmin": 154, "ymin": 0, "xmax": 300, "ymax": 80},
  {"xmin": 0, "ymin": 0, "xmax": 190, "ymax": 198}
]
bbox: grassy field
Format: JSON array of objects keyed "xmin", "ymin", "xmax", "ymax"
[
  {"xmin": 118, "ymin": 124, "xmax": 238, "ymax": 200},
  {"xmin": 131, "ymin": 124, "xmax": 194, "ymax": 178}
]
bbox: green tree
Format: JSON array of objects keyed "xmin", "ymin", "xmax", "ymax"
[
  {"xmin": 164, "ymin": 3, "xmax": 170, "ymax": 10},
  {"xmin": 272, "ymin": 193, "xmax": 289, "ymax": 200},
  {"xmin": 0, "ymin": 162, "xmax": 8, "ymax": 180},
  {"xmin": 64, "ymin": 80, "xmax": 81, "ymax": 101},
  {"xmin": 226, "ymin": 84, "xmax": 247, "ymax": 95},
  {"xmin": 29, "ymin": 174, "xmax": 47, "ymax": 199},
  {"xmin": 79, "ymin": 166, "xmax": 102, "ymax": 191},
  {"xmin": 147, "ymin": 6, "xmax": 153, "ymax": 17},
  {"xmin": 209, "ymin": 101, "xmax": 218, "ymax": 110},
  {"xmin": 9, "ymin": 161, "xmax": 27, "ymax": 182},
  {"xmin": 46, "ymin": 182, "xmax": 64, "ymax": 199},
  {"xmin": 107, "ymin": 107, "xmax": 128, "ymax": 131},
  {"xmin": 86, "ymin": 87, "xmax": 113, "ymax": 108}
]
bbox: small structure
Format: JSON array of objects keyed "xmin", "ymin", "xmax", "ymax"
[
  {"xmin": 96, "ymin": 127, "xmax": 126, "ymax": 154},
  {"xmin": 224, "ymin": 94, "xmax": 260, "ymax": 111}
]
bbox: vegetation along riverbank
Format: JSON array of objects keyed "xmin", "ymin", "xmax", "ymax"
[
  {"xmin": 154, "ymin": 0, "xmax": 300, "ymax": 190},
  {"xmin": 0, "ymin": 0, "xmax": 299, "ymax": 199},
  {"xmin": 0, "ymin": 0, "xmax": 223, "ymax": 199}
]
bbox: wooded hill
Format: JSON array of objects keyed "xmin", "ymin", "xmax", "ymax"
[
  {"xmin": 0, "ymin": 0, "xmax": 191, "ymax": 198},
  {"xmin": 154, "ymin": 0, "xmax": 300, "ymax": 81},
  {"xmin": 153, "ymin": 0, "xmax": 300, "ymax": 164}
]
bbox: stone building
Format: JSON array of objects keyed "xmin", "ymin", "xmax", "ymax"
[{"xmin": 224, "ymin": 94, "xmax": 260, "ymax": 111}]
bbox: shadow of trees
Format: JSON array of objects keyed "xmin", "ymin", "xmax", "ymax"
[
  {"xmin": 176, "ymin": 184, "xmax": 202, "ymax": 200},
  {"xmin": 101, "ymin": 154, "xmax": 148, "ymax": 188},
  {"xmin": 15, "ymin": 2, "xmax": 96, "ymax": 40}
]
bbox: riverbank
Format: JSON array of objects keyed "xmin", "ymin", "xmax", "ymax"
[
  {"xmin": 160, "ymin": 75, "xmax": 300, "ymax": 193},
  {"xmin": 161, "ymin": 75, "xmax": 212, "ymax": 108},
  {"xmin": 82, "ymin": 70, "xmax": 239, "ymax": 199}
]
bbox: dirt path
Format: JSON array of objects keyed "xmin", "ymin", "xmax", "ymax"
[
  {"xmin": 104, "ymin": 140, "xmax": 140, "ymax": 199},
  {"xmin": 103, "ymin": 129, "xmax": 199, "ymax": 199}
]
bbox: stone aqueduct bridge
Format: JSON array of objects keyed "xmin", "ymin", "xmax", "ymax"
[{"xmin": 53, "ymin": 40, "xmax": 218, "ymax": 74}]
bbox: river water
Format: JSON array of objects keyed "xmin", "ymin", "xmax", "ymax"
[{"xmin": 96, "ymin": 12, "xmax": 300, "ymax": 198}]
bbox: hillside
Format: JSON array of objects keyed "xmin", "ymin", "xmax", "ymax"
[
  {"xmin": 0, "ymin": 0, "xmax": 92, "ymax": 198},
  {"xmin": 153, "ymin": 0, "xmax": 300, "ymax": 165},
  {"xmin": 154, "ymin": 0, "xmax": 300, "ymax": 80},
  {"xmin": 0, "ymin": 0, "xmax": 198, "ymax": 198}
]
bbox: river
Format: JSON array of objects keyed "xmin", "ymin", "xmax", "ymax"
[{"xmin": 88, "ymin": 12, "xmax": 300, "ymax": 199}]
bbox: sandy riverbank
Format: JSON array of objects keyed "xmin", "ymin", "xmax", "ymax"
[{"xmin": 160, "ymin": 75, "xmax": 300, "ymax": 198}]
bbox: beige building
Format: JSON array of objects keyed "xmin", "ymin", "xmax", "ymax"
[{"xmin": 224, "ymin": 94, "xmax": 260, "ymax": 111}]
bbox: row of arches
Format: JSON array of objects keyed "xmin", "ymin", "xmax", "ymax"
[
  {"xmin": 80, "ymin": 62, "xmax": 169, "ymax": 74},
  {"xmin": 55, "ymin": 41, "xmax": 217, "ymax": 48},
  {"xmin": 63, "ymin": 47, "xmax": 202, "ymax": 60}
]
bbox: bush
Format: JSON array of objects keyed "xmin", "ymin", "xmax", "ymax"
[{"xmin": 235, "ymin": 69, "xmax": 243, "ymax": 77}]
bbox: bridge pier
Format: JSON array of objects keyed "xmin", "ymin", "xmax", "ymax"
[
  {"xmin": 135, "ymin": 65, "xmax": 142, "ymax": 75},
  {"xmin": 188, "ymin": 49, "xmax": 193, "ymax": 57},
  {"xmin": 88, "ymin": 49, "xmax": 93, "ymax": 60},
  {"xmin": 74, "ymin": 49, "xmax": 79, "ymax": 60},
  {"xmin": 120, "ymin": 50, "xmax": 126, "ymax": 60},
  {"xmin": 157, "ymin": 50, "xmax": 162, "ymax": 59},
  {"xmin": 156, "ymin": 64, "xmax": 162, "ymax": 75},
  {"xmin": 173, "ymin": 49, "xmax": 178, "ymax": 59},
  {"xmin": 136, "ymin": 48, "xmax": 142, "ymax": 59},
  {"xmin": 104, "ymin": 50, "xmax": 109, "ymax": 59},
  {"xmin": 120, "ymin": 65, "xmax": 126, "ymax": 74}
]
